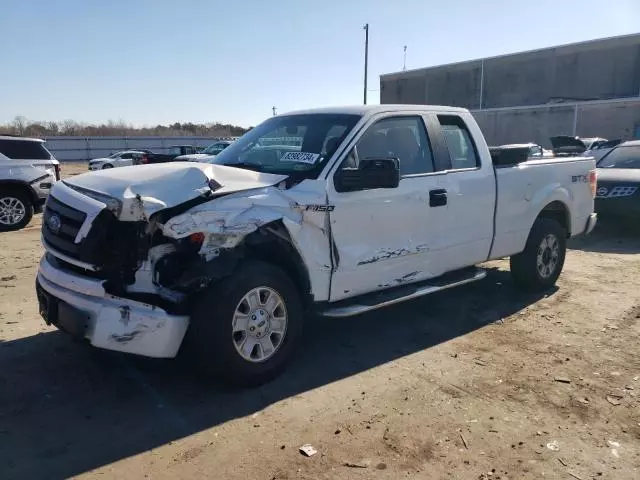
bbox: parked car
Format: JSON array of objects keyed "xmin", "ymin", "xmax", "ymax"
[
  {"xmin": 0, "ymin": 135, "xmax": 60, "ymax": 231},
  {"xmin": 88, "ymin": 150, "xmax": 147, "ymax": 170},
  {"xmin": 149, "ymin": 145, "xmax": 201, "ymax": 163},
  {"xmin": 549, "ymin": 135, "xmax": 616, "ymax": 158},
  {"xmin": 174, "ymin": 141, "xmax": 233, "ymax": 162},
  {"xmin": 583, "ymin": 139, "xmax": 623, "ymax": 163},
  {"xmin": 580, "ymin": 137, "xmax": 609, "ymax": 151},
  {"xmin": 494, "ymin": 143, "xmax": 551, "ymax": 158},
  {"xmin": 89, "ymin": 145, "xmax": 201, "ymax": 169},
  {"xmin": 594, "ymin": 140, "xmax": 640, "ymax": 222},
  {"xmin": 35, "ymin": 105, "xmax": 597, "ymax": 386},
  {"xmin": 549, "ymin": 136, "xmax": 588, "ymax": 157}
]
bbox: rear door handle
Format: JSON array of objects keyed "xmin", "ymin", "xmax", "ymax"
[{"xmin": 429, "ymin": 189, "xmax": 447, "ymax": 207}]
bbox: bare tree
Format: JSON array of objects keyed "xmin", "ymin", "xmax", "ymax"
[
  {"xmin": 12, "ymin": 116, "xmax": 27, "ymax": 135},
  {"xmin": 0, "ymin": 118, "xmax": 247, "ymax": 138}
]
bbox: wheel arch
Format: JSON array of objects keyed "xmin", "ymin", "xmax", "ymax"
[
  {"xmin": 0, "ymin": 179, "xmax": 38, "ymax": 204},
  {"xmin": 241, "ymin": 220, "xmax": 314, "ymax": 308},
  {"xmin": 535, "ymin": 200, "xmax": 571, "ymax": 237}
]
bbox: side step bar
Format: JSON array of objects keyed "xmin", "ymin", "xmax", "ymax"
[{"xmin": 319, "ymin": 267, "xmax": 487, "ymax": 318}]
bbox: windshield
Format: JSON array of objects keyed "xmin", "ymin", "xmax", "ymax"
[
  {"xmin": 108, "ymin": 152, "xmax": 121, "ymax": 158},
  {"xmin": 209, "ymin": 113, "xmax": 361, "ymax": 176},
  {"xmin": 598, "ymin": 145, "xmax": 640, "ymax": 169}
]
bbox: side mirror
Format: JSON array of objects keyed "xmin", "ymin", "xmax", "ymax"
[{"xmin": 335, "ymin": 157, "xmax": 400, "ymax": 192}]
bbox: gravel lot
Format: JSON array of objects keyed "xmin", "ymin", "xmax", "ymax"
[{"xmin": 1, "ymin": 163, "xmax": 639, "ymax": 479}]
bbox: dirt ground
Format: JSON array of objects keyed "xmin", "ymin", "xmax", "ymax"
[{"xmin": 1, "ymin": 163, "xmax": 639, "ymax": 480}]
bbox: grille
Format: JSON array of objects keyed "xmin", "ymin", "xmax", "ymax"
[
  {"xmin": 42, "ymin": 196, "xmax": 87, "ymax": 257},
  {"xmin": 43, "ymin": 194, "xmax": 149, "ymax": 283}
]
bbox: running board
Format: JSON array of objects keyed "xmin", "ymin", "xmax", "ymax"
[{"xmin": 319, "ymin": 267, "xmax": 487, "ymax": 318}]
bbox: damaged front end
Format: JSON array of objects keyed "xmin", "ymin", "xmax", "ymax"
[{"xmin": 42, "ymin": 163, "xmax": 321, "ymax": 315}]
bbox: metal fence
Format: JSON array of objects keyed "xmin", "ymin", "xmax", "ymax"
[{"xmin": 43, "ymin": 136, "xmax": 238, "ymax": 161}]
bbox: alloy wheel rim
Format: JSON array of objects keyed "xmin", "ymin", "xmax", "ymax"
[
  {"xmin": 232, "ymin": 287, "xmax": 288, "ymax": 363},
  {"xmin": 0, "ymin": 196, "xmax": 26, "ymax": 226},
  {"xmin": 537, "ymin": 233, "xmax": 560, "ymax": 279}
]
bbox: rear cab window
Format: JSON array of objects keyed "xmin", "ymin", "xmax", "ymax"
[
  {"xmin": 0, "ymin": 139, "xmax": 52, "ymax": 160},
  {"xmin": 437, "ymin": 115, "xmax": 480, "ymax": 171}
]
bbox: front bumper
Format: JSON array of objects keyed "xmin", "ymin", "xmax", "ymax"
[
  {"xmin": 36, "ymin": 255, "xmax": 189, "ymax": 358},
  {"xmin": 583, "ymin": 212, "xmax": 598, "ymax": 235}
]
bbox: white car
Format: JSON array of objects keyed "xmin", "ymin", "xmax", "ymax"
[
  {"xmin": 88, "ymin": 150, "xmax": 147, "ymax": 170},
  {"xmin": 0, "ymin": 135, "xmax": 60, "ymax": 231},
  {"xmin": 174, "ymin": 141, "xmax": 233, "ymax": 162},
  {"xmin": 35, "ymin": 105, "xmax": 597, "ymax": 386}
]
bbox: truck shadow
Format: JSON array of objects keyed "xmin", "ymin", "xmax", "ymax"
[
  {"xmin": 568, "ymin": 221, "xmax": 640, "ymax": 254},
  {"xmin": 0, "ymin": 267, "xmax": 553, "ymax": 480}
]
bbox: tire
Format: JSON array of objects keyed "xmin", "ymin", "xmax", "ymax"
[
  {"xmin": 0, "ymin": 188, "xmax": 34, "ymax": 232},
  {"xmin": 102, "ymin": 163, "xmax": 114, "ymax": 169},
  {"xmin": 185, "ymin": 260, "xmax": 304, "ymax": 387},
  {"xmin": 510, "ymin": 217, "xmax": 567, "ymax": 292}
]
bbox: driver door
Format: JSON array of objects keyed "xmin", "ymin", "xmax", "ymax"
[{"xmin": 326, "ymin": 114, "xmax": 447, "ymax": 301}]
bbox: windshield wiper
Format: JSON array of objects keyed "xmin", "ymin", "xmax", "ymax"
[{"xmin": 222, "ymin": 162, "xmax": 265, "ymax": 172}]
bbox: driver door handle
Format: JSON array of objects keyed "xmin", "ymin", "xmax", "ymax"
[{"xmin": 429, "ymin": 189, "xmax": 447, "ymax": 207}]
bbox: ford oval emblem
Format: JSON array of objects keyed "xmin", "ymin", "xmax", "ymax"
[
  {"xmin": 47, "ymin": 213, "xmax": 62, "ymax": 234},
  {"xmin": 596, "ymin": 186, "xmax": 608, "ymax": 197}
]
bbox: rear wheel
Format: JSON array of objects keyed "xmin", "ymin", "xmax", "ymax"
[
  {"xmin": 185, "ymin": 261, "xmax": 303, "ymax": 387},
  {"xmin": 0, "ymin": 188, "xmax": 34, "ymax": 232},
  {"xmin": 510, "ymin": 218, "xmax": 566, "ymax": 292}
]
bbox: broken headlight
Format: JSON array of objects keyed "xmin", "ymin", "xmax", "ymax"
[{"xmin": 63, "ymin": 182, "xmax": 123, "ymax": 217}]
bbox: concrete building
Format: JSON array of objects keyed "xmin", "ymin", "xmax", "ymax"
[{"xmin": 380, "ymin": 33, "xmax": 640, "ymax": 147}]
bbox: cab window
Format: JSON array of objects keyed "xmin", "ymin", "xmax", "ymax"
[
  {"xmin": 342, "ymin": 116, "xmax": 435, "ymax": 176},
  {"xmin": 438, "ymin": 115, "xmax": 480, "ymax": 170}
]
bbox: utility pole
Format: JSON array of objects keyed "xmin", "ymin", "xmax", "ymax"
[
  {"xmin": 363, "ymin": 23, "xmax": 369, "ymax": 105},
  {"xmin": 272, "ymin": 106, "xmax": 277, "ymax": 116},
  {"xmin": 403, "ymin": 45, "xmax": 407, "ymax": 70}
]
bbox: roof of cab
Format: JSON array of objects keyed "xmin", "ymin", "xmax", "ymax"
[{"xmin": 280, "ymin": 104, "xmax": 470, "ymax": 117}]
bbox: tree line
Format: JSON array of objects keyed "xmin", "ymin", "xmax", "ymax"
[{"xmin": 1, "ymin": 116, "xmax": 250, "ymax": 137}]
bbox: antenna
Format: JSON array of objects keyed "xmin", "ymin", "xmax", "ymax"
[
  {"xmin": 272, "ymin": 106, "xmax": 277, "ymax": 116},
  {"xmin": 403, "ymin": 45, "xmax": 407, "ymax": 70}
]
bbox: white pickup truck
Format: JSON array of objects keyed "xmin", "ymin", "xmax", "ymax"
[{"xmin": 36, "ymin": 105, "xmax": 598, "ymax": 386}]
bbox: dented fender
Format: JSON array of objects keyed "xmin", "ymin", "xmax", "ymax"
[
  {"xmin": 160, "ymin": 180, "xmax": 334, "ymax": 301},
  {"xmin": 161, "ymin": 187, "xmax": 304, "ymax": 239}
]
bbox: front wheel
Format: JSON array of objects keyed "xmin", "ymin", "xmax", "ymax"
[
  {"xmin": 185, "ymin": 261, "xmax": 304, "ymax": 387},
  {"xmin": 101, "ymin": 163, "xmax": 114, "ymax": 169},
  {"xmin": 0, "ymin": 189, "xmax": 34, "ymax": 232},
  {"xmin": 510, "ymin": 218, "xmax": 567, "ymax": 292}
]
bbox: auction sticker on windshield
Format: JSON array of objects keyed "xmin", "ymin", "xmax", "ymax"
[{"xmin": 280, "ymin": 151, "xmax": 320, "ymax": 164}]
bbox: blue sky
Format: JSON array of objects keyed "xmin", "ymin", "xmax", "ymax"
[{"xmin": 1, "ymin": 0, "xmax": 638, "ymax": 127}]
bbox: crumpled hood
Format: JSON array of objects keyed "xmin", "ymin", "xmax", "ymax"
[{"xmin": 64, "ymin": 162, "xmax": 288, "ymax": 221}]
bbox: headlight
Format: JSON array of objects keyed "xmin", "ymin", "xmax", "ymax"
[{"xmin": 63, "ymin": 182, "xmax": 123, "ymax": 217}]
